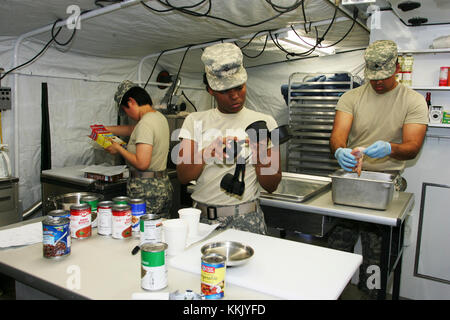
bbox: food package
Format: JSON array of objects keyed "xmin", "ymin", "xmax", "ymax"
[
  {"xmin": 442, "ymin": 111, "xmax": 450, "ymax": 124},
  {"xmin": 89, "ymin": 124, "xmax": 126, "ymax": 148}
]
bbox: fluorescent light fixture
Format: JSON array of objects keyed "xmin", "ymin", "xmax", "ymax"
[{"xmin": 279, "ymin": 30, "xmax": 336, "ymax": 56}]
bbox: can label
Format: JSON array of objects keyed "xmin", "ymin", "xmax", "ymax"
[
  {"xmin": 81, "ymin": 196, "xmax": 100, "ymax": 228},
  {"xmin": 112, "ymin": 205, "xmax": 132, "ymax": 239},
  {"xmin": 139, "ymin": 214, "xmax": 162, "ymax": 245},
  {"xmin": 439, "ymin": 67, "xmax": 449, "ymax": 86},
  {"xmin": 97, "ymin": 201, "xmax": 113, "ymax": 236},
  {"xmin": 130, "ymin": 199, "xmax": 146, "ymax": 237},
  {"xmin": 48, "ymin": 209, "xmax": 70, "ymax": 219},
  {"xmin": 201, "ymin": 254, "xmax": 226, "ymax": 299},
  {"xmin": 43, "ymin": 217, "xmax": 71, "ymax": 259},
  {"xmin": 141, "ymin": 243, "xmax": 168, "ymax": 291},
  {"xmin": 113, "ymin": 196, "xmax": 129, "ymax": 205},
  {"xmin": 70, "ymin": 205, "xmax": 92, "ymax": 239}
]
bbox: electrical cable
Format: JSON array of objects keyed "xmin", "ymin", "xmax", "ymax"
[
  {"xmin": 51, "ymin": 18, "xmax": 78, "ymax": 46},
  {"xmin": 181, "ymin": 90, "xmax": 198, "ymax": 112},
  {"xmin": 0, "ymin": 20, "xmax": 67, "ymax": 80},
  {"xmin": 168, "ymin": 45, "xmax": 192, "ymax": 107},
  {"xmin": 143, "ymin": 49, "xmax": 168, "ymax": 89},
  {"xmin": 141, "ymin": 0, "xmax": 304, "ymax": 28}
]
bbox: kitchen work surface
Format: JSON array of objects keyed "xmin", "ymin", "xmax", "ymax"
[
  {"xmin": 0, "ymin": 219, "xmax": 277, "ymax": 300},
  {"xmin": 260, "ymin": 189, "xmax": 414, "ymax": 227},
  {"xmin": 170, "ymin": 229, "xmax": 362, "ymax": 300},
  {"xmin": 0, "ymin": 218, "xmax": 361, "ymax": 300}
]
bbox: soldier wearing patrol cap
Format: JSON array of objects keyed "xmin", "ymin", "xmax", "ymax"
[
  {"xmin": 327, "ymin": 40, "xmax": 428, "ymax": 299},
  {"xmin": 104, "ymin": 81, "xmax": 172, "ymax": 218},
  {"xmin": 176, "ymin": 42, "xmax": 282, "ymax": 235}
]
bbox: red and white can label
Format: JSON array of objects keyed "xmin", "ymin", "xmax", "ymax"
[
  {"xmin": 439, "ymin": 67, "xmax": 449, "ymax": 86},
  {"xmin": 112, "ymin": 208, "xmax": 132, "ymax": 239},
  {"xmin": 70, "ymin": 208, "xmax": 92, "ymax": 239}
]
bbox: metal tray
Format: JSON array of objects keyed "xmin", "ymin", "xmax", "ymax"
[
  {"xmin": 201, "ymin": 241, "xmax": 254, "ymax": 267},
  {"xmin": 260, "ymin": 173, "xmax": 331, "ymax": 203},
  {"xmin": 330, "ymin": 169, "xmax": 395, "ymax": 210}
]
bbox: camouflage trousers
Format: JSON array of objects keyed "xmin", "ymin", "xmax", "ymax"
[
  {"xmin": 327, "ymin": 220, "xmax": 382, "ymax": 299},
  {"xmin": 127, "ymin": 176, "xmax": 173, "ymax": 219},
  {"xmin": 196, "ymin": 200, "xmax": 267, "ymax": 235}
]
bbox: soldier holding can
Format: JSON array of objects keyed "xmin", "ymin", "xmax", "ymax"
[
  {"xmin": 103, "ymin": 81, "xmax": 172, "ymax": 218},
  {"xmin": 176, "ymin": 43, "xmax": 281, "ymax": 235}
]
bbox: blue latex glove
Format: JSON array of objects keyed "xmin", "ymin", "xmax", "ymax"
[
  {"xmin": 334, "ymin": 147, "xmax": 357, "ymax": 172},
  {"xmin": 363, "ymin": 141, "xmax": 391, "ymax": 158}
]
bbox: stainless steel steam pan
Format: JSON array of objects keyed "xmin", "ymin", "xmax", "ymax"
[{"xmin": 330, "ymin": 169, "xmax": 395, "ymax": 210}]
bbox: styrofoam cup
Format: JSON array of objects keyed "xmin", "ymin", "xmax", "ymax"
[
  {"xmin": 162, "ymin": 219, "xmax": 188, "ymax": 256},
  {"xmin": 178, "ymin": 208, "xmax": 201, "ymax": 238}
]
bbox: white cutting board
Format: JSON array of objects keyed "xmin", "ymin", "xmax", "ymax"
[{"xmin": 169, "ymin": 229, "xmax": 362, "ymax": 300}]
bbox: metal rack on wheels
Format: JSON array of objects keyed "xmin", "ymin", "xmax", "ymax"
[{"xmin": 286, "ymin": 72, "xmax": 356, "ymax": 176}]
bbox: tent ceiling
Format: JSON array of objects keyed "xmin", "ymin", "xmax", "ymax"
[{"xmin": 1, "ymin": 0, "xmax": 371, "ymax": 72}]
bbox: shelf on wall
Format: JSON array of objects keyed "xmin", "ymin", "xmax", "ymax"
[
  {"xmin": 429, "ymin": 123, "xmax": 450, "ymax": 128},
  {"xmin": 399, "ymin": 49, "xmax": 450, "ymax": 54},
  {"xmin": 411, "ymin": 86, "xmax": 450, "ymax": 91}
]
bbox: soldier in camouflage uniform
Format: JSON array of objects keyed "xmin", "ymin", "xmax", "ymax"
[
  {"xmin": 105, "ymin": 80, "xmax": 172, "ymax": 218},
  {"xmin": 329, "ymin": 40, "xmax": 428, "ymax": 299},
  {"xmin": 176, "ymin": 43, "xmax": 281, "ymax": 235}
]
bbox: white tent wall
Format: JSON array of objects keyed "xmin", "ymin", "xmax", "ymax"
[
  {"xmin": 1, "ymin": 27, "xmax": 366, "ymax": 217},
  {"xmin": 370, "ymin": 11, "xmax": 450, "ymax": 300}
]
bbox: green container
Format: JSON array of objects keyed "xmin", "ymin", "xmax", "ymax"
[{"xmin": 113, "ymin": 196, "xmax": 130, "ymax": 205}]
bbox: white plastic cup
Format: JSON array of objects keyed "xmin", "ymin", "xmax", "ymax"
[
  {"xmin": 178, "ymin": 208, "xmax": 201, "ymax": 238},
  {"xmin": 162, "ymin": 219, "xmax": 188, "ymax": 256}
]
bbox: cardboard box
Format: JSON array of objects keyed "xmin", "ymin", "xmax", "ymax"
[
  {"xmin": 443, "ymin": 112, "xmax": 450, "ymax": 124},
  {"xmin": 89, "ymin": 125, "xmax": 126, "ymax": 148}
]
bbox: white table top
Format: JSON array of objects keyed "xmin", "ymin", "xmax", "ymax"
[{"xmin": 0, "ymin": 219, "xmax": 362, "ymax": 300}]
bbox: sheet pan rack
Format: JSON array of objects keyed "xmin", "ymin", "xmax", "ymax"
[{"xmin": 285, "ymin": 72, "xmax": 356, "ymax": 176}]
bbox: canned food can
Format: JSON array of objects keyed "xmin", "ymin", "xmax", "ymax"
[
  {"xmin": 141, "ymin": 242, "xmax": 168, "ymax": 291},
  {"xmin": 201, "ymin": 253, "xmax": 226, "ymax": 299},
  {"xmin": 43, "ymin": 216, "xmax": 71, "ymax": 259},
  {"xmin": 112, "ymin": 204, "xmax": 132, "ymax": 239},
  {"xmin": 113, "ymin": 196, "xmax": 130, "ymax": 205},
  {"xmin": 129, "ymin": 198, "xmax": 146, "ymax": 237},
  {"xmin": 401, "ymin": 54, "xmax": 414, "ymax": 87},
  {"xmin": 48, "ymin": 209, "xmax": 70, "ymax": 219},
  {"xmin": 70, "ymin": 203, "xmax": 92, "ymax": 239},
  {"xmin": 140, "ymin": 214, "xmax": 162, "ymax": 245},
  {"xmin": 439, "ymin": 66, "xmax": 450, "ymax": 86},
  {"xmin": 81, "ymin": 195, "xmax": 100, "ymax": 228},
  {"xmin": 97, "ymin": 201, "xmax": 113, "ymax": 236}
]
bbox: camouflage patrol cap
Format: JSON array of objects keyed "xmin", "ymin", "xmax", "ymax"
[
  {"xmin": 114, "ymin": 80, "xmax": 139, "ymax": 115},
  {"xmin": 201, "ymin": 43, "xmax": 247, "ymax": 91},
  {"xmin": 364, "ymin": 40, "xmax": 398, "ymax": 80}
]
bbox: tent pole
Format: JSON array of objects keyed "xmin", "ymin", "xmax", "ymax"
[
  {"xmin": 11, "ymin": 0, "xmax": 142, "ymax": 178},
  {"xmin": 137, "ymin": 16, "xmax": 350, "ymax": 84}
]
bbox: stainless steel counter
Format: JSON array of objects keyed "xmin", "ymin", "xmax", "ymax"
[{"xmin": 260, "ymin": 190, "xmax": 414, "ymax": 227}]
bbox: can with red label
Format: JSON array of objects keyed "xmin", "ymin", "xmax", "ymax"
[
  {"xmin": 112, "ymin": 204, "xmax": 132, "ymax": 239},
  {"xmin": 439, "ymin": 67, "xmax": 450, "ymax": 86},
  {"xmin": 70, "ymin": 203, "xmax": 92, "ymax": 239},
  {"xmin": 97, "ymin": 201, "xmax": 113, "ymax": 236},
  {"xmin": 201, "ymin": 253, "xmax": 226, "ymax": 299}
]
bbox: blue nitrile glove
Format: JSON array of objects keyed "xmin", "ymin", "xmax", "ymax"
[
  {"xmin": 363, "ymin": 141, "xmax": 391, "ymax": 158},
  {"xmin": 334, "ymin": 147, "xmax": 357, "ymax": 172}
]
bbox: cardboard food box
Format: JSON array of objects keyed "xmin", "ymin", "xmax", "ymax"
[
  {"xmin": 442, "ymin": 112, "xmax": 450, "ymax": 124},
  {"xmin": 89, "ymin": 125, "xmax": 126, "ymax": 148}
]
